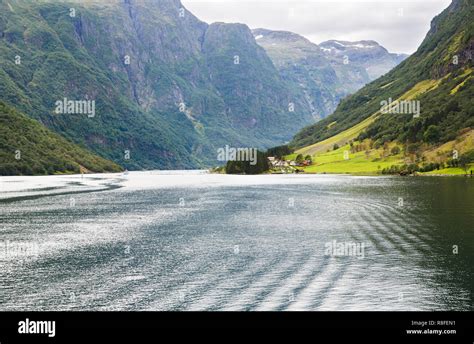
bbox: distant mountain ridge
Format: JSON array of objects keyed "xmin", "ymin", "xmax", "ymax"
[
  {"xmin": 319, "ymin": 39, "xmax": 408, "ymax": 80},
  {"xmin": 252, "ymin": 28, "xmax": 408, "ymax": 119}
]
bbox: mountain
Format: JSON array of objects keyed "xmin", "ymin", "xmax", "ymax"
[
  {"xmin": 252, "ymin": 28, "xmax": 407, "ymax": 119},
  {"xmin": 0, "ymin": 0, "xmax": 315, "ymax": 170},
  {"xmin": 290, "ymin": 0, "xmax": 474, "ymax": 174},
  {"xmin": 201, "ymin": 23, "xmax": 313, "ymax": 142},
  {"xmin": 0, "ymin": 102, "xmax": 122, "ymax": 175},
  {"xmin": 319, "ymin": 40, "xmax": 408, "ymax": 80}
]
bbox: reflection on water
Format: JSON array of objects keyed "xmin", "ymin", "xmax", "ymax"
[{"xmin": 0, "ymin": 171, "xmax": 473, "ymax": 311}]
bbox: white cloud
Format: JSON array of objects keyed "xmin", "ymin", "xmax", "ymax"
[{"xmin": 182, "ymin": 0, "xmax": 452, "ymax": 54}]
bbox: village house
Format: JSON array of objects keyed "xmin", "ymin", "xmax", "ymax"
[{"xmin": 267, "ymin": 156, "xmax": 311, "ymax": 170}]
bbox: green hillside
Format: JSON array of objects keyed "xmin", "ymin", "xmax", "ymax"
[
  {"xmin": 291, "ymin": 0, "xmax": 473, "ymax": 150},
  {"xmin": 0, "ymin": 102, "xmax": 122, "ymax": 175},
  {"xmin": 290, "ymin": 0, "xmax": 474, "ymax": 174}
]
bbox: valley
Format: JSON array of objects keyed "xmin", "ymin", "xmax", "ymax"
[{"xmin": 0, "ymin": 0, "xmax": 408, "ymax": 174}]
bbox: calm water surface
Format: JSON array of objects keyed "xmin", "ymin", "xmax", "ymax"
[{"xmin": 0, "ymin": 171, "xmax": 473, "ymax": 311}]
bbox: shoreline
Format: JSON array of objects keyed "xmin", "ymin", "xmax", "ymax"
[
  {"xmin": 2, "ymin": 169, "xmax": 473, "ymax": 178},
  {"xmin": 299, "ymin": 172, "xmax": 473, "ymax": 177}
]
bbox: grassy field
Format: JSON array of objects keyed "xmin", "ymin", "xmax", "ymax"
[
  {"xmin": 300, "ymin": 143, "xmax": 404, "ymax": 175},
  {"xmin": 285, "ymin": 153, "xmax": 298, "ymax": 161},
  {"xmin": 295, "ymin": 113, "xmax": 379, "ymax": 157},
  {"xmin": 300, "ymin": 144, "xmax": 473, "ymax": 175},
  {"xmin": 290, "ymin": 138, "xmax": 474, "ymax": 176}
]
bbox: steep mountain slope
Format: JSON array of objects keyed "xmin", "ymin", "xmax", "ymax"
[
  {"xmin": 0, "ymin": 102, "xmax": 122, "ymax": 175},
  {"xmin": 291, "ymin": 0, "xmax": 473, "ymax": 157},
  {"xmin": 0, "ymin": 0, "xmax": 202, "ymax": 169},
  {"xmin": 253, "ymin": 29, "xmax": 407, "ymax": 119},
  {"xmin": 252, "ymin": 28, "xmax": 342, "ymax": 120},
  {"xmin": 203, "ymin": 23, "xmax": 312, "ymax": 141},
  {"xmin": 0, "ymin": 0, "xmax": 313, "ymax": 170}
]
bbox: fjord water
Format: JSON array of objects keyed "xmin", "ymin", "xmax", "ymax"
[{"xmin": 0, "ymin": 172, "xmax": 473, "ymax": 311}]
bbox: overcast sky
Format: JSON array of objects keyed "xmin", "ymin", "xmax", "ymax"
[{"xmin": 182, "ymin": 0, "xmax": 452, "ymax": 54}]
